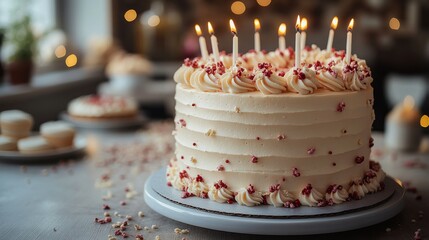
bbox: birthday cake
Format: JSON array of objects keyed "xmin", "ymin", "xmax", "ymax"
[{"xmin": 167, "ymin": 20, "xmax": 385, "ymax": 207}]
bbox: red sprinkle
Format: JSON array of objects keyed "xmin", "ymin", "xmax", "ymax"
[
  {"xmin": 120, "ymin": 201, "xmax": 127, "ymax": 206},
  {"xmin": 277, "ymin": 134, "xmax": 286, "ymax": 141},
  {"xmin": 301, "ymin": 184, "xmax": 313, "ymax": 196},
  {"xmin": 328, "ymin": 151, "xmax": 333, "ymax": 155},
  {"xmin": 217, "ymin": 165, "xmax": 225, "ymax": 171},
  {"xmin": 178, "ymin": 119, "xmax": 186, "ymax": 127},
  {"xmin": 247, "ymin": 184, "xmax": 256, "ymax": 194},
  {"xmin": 269, "ymin": 184, "xmax": 281, "ymax": 193},
  {"xmin": 251, "ymin": 155, "xmax": 258, "ymax": 163},
  {"xmin": 181, "ymin": 191, "xmax": 194, "ymax": 198},
  {"xmin": 337, "ymin": 102, "xmax": 346, "ymax": 112},
  {"xmin": 195, "ymin": 175, "xmax": 204, "ymax": 182},
  {"xmin": 256, "ymin": 136, "xmax": 261, "ymax": 140},
  {"xmin": 355, "ymin": 156, "xmax": 365, "ymax": 164},
  {"xmin": 292, "ymin": 167, "xmax": 301, "ymax": 177},
  {"xmin": 103, "ymin": 204, "xmax": 110, "ymax": 210},
  {"xmin": 307, "ymin": 148, "xmax": 316, "ymax": 155},
  {"xmin": 225, "ymin": 159, "xmax": 230, "ymax": 164},
  {"xmin": 135, "ymin": 234, "xmax": 144, "ymax": 240},
  {"xmin": 192, "ymin": 143, "xmax": 197, "ymax": 147},
  {"xmin": 332, "ymin": 162, "xmax": 337, "ymax": 166}
]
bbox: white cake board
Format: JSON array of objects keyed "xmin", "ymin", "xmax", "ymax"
[{"xmin": 144, "ymin": 168, "xmax": 405, "ymax": 235}]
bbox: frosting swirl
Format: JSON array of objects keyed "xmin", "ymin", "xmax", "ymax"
[
  {"xmin": 325, "ymin": 185, "xmax": 348, "ymax": 204},
  {"xmin": 189, "ymin": 63, "xmax": 223, "ymax": 92},
  {"xmin": 172, "ymin": 175, "xmax": 190, "ymax": 192},
  {"xmin": 173, "ymin": 58, "xmax": 201, "ymax": 86},
  {"xmin": 299, "ymin": 184, "xmax": 324, "ymax": 207},
  {"xmin": 208, "ymin": 181, "xmax": 234, "ymax": 203},
  {"xmin": 265, "ymin": 187, "xmax": 295, "ymax": 207},
  {"xmin": 266, "ymin": 48, "xmax": 293, "ymax": 69},
  {"xmin": 235, "ymin": 185, "xmax": 263, "ymax": 206},
  {"xmin": 348, "ymin": 179, "xmax": 369, "ymax": 199},
  {"xmin": 315, "ymin": 61, "xmax": 346, "ymax": 91},
  {"xmin": 285, "ymin": 67, "xmax": 319, "ymax": 95},
  {"xmin": 342, "ymin": 59, "xmax": 373, "ymax": 91},
  {"xmin": 187, "ymin": 178, "xmax": 209, "ymax": 197},
  {"xmin": 220, "ymin": 67, "xmax": 256, "ymax": 93},
  {"xmin": 254, "ymin": 63, "xmax": 288, "ymax": 95}
]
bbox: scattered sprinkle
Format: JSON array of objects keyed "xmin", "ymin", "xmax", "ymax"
[
  {"xmin": 234, "ymin": 107, "xmax": 240, "ymax": 113},
  {"xmin": 205, "ymin": 129, "xmax": 216, "ymax": 137},
  {"xmin": 151, "ymin": 225, "xmax": 158, "ymax": 230},
  {"xmin": 138, "ymin": 211, "xmax": 144, "ymax": 217}
]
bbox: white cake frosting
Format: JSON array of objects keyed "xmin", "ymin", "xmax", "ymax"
[
  {"xmin": 68, "ymin": 95, "xmax": 137, "ymax": 118},
  {"xmin": 167, "ymin": 44, "xmax": 385, "ymax": 207}
]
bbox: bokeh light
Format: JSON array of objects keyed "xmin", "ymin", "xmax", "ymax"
[
  {"xmin": 256, "ymin": 0, "xmax": 271, "ymax": 7},
  {"xmin": 65, "ymin": 54, "xmax": 78, "ymax": 67},
  {"xmin": 231, "ymin": 1, "xmax": 246, "ymax": 15},
  {"xmin": 389, "ymin": 17, "xmax": 400, "ymax": 30},
  {"xmin": 147, "ymin": 15, "xmax": 160, "ymax": 27},
  {"xmin": 421, "ymin": 115, "xmax": 429, "ymax": 128},
  {"xmin": 124, "ymin": 9, "xmax": 137, "ymax": 22},
  {"xmin": 54, "ymin": 45, "xmax": 66, "ymax": 58}
]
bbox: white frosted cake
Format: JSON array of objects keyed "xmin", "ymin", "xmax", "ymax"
[{"xmin": 167, "ymin": 45, "xmax": 385, "ymax": 207}]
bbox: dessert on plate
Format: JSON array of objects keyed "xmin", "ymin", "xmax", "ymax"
[
  {"xmin": 167, "ymin": 45, "xmax": 385, "ymax": 208},
  {"xmin": 40, "ymin": 121, "xmax": 75, "ymax": 148},
  {"xmin": 67, "ymin": 95, "xmax": 138, "ymax": 120},
  {"xmin": 18, "ymin": 136, "xmax": 55, "ymax": 154},
  {"xmin": 0, "ymin": 110, "xmax": 33, "ymax": 141}
]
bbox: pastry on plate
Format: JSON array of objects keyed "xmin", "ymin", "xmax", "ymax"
[
  {"xmin": 40, "ymin": 121, "xmax": 75, "ymax": 148},
  {"xmin": 0, "ymin": 135, "xmax": 17, "ymax": 151},
  {"xmin": 0, "ymin": 110, "xmax": 33, "ymax": 140},
  {"xmin": 67, "ymin": 95, "xmax": 138, "ymax": 120},
  {"xmin": 18, "ymin": 136, "xmax": 55, "ymax": 154}
]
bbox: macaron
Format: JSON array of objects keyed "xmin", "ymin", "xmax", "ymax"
[
  {"xmin": 0, "ymin": 135, "xmax": 17, "ymax": 151},
  {"xmin": 18, "ymin": 136, "xmax": 54, "ymax": 154},
  {"xmin": 0, "ymin": 110, "xmax": 33, "ymax": 140},
  {"xmin": 40, "ymin": 121, "xmax": 75, "ymax": 148}
]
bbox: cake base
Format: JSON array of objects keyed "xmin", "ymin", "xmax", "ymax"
[{"xmin": 144, "ymin": 168, "xmax": 404, "ymax": 235}]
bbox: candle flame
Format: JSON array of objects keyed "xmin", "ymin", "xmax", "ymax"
[
  {"xmin": 296, "ymin": 15, "xmax": 301, "ymax": 31},
  {"xmin": 195, "ymin": 24, "xmax": 202, "ymax": 36},
  {"xmin": 331, "ymin": 16, "xmax": 338, "ymax": 30},
  {"xmin": 229, "ymin": 19, "xmax": 237, "ymax": 34},
  {"xmin": 301, "ymin": 18, "xmax": 308, "ymax": 31},
  {"xmin": 278, "ymin": 23, "xmax": 286, "ymax": 36},
  {"xmin": 208, "ymin": 22, "xmax": 214, "ymax": 35},
  {"xmin": 254, "ymin": 19, "xmax": 260, "ymax": 32},
  {"xmin": 347, "ymin": 18, "xmax": 354, "ymax": 31},
  {"xmin": 403, "ymin": 95, "xmax": 415, "ymax": 109}
]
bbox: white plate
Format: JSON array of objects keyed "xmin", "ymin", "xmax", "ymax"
[
  {"xmin": 60, "ymin": 112, "xmax": 146, "ymax": 130},
  {"xmin": 144, "ymin": 168, "xmax": 405, "ymax": 235},
  {"xmin": 0, "ymin": 136, "xmax": 86, "ymax": 163}
]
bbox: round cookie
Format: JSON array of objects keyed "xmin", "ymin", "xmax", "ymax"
[
  {"xmin": 40, "ymin": 121, "xmax": 75, "ymax": 148},
  {"xmin": 18, "ymin": 136, "xmax": 54, "ymax": 154},
  {"xmin": 0, "ymin": 110, "xmax": 33, "ymax": 140},
  {"xmin": 0, "ymin": 136, "xmax": 17, "ymax": 151}
]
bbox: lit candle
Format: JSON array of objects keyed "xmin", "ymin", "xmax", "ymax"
[
  {"xmin": 207, "ymin": 22, "xmax": 220, "ymax": 62},
  {"xmin": 385, "ymin": 96, "xmax": 422, "ymax": 152},
  {"xmin": 300, "ymin": 18, "xmax": 307, "ymax": 50},
  {"xmin": 254, "ymin": 19, "xmax": 261, "ymax": 52},
  {"xmin": 295, "ymin": 15, "xmax": 301, "ymax": 68},
  {"xmin": 230, "ymin": 19, "xmax": 238, "ymax": 68},
  {"xmin": 345, "ymin": 18, "xmax": 354, "ymax": 64},
  {"xmin": 278, "ymin": 23, "xmax": 286, "ymax": 52},
  {"xmin": 326, "ymin": 16, "xmax": 338, "ymax": 52},
  {"xmin": 195, "ymin": 24, "xmax": 209, "ymax": 60}
]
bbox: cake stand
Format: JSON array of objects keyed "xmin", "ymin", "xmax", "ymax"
[{"xmin": 144, "ymin": 168, "xmax": 405, "ymax": 235}]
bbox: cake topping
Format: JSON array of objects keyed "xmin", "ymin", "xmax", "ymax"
[
  {"xmin": 217, "ymin": 165, "xmax": 225, "ymax": 171},
  {"xmin": 208, "ymin": 181, "xmax": 234, "ymax": 203},
  {"xmin": 307, "ymin": 147, "xmax": 316, "ymax": 155},
  {"xmin": 251, "ymin": 155, "xmax": 258, "ymax": 163},
  {"xmin": 355, "ymin": 156, "xmax": 365, "ymax": 164},
  {"xmin": 254, "ymin": 63, "xmax": 288, "ymax": 95},
  {"xmin": 235, "ymin": 185, "xmax": 263, "ymax": 207},
  {"xmin": 220, "ymin": 67, "xmax": 256, "ymax": 93},
  {"xmin": 285, "ymin": 66, "xmax": 318, "ymax": 95},
  {"xmin": 299, "ymin": 184, "xmax": 324, "ymax": 207},
  {"xmin": 292, "ymin": 167, "xmax": 301, "ymax": 177},
  {"xmin": 337, "ymin": 102, "xmax": 346, "ymax": 112}
]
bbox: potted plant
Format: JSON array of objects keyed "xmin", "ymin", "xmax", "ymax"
[{"xmin": 5, "ymin": 15, "xmax": 36, "ymax": 85}]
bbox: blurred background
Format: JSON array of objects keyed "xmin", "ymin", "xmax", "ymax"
[{"xmin": 0, "ymin": 0, "xmax": 428, "ymax": 132}]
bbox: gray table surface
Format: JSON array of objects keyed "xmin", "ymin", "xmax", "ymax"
[{"xmin": 0, "ymin": 123, "xmax": 428, "ymax": 240}]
